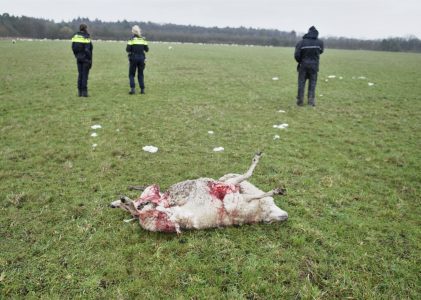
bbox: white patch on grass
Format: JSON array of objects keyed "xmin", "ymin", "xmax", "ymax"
[
  {"xmin": 272, "ymin": 77, "xmax": 279, "ymax": 80},
  {"xmin": 278, "ymin": 110, "xmax": 286, "ymax": 113},
  {"xmin": 124, "ymin": 218, "xmax": 137, "ymax": 223},
  {"xmin": 273, "ymin": 135, "xmax": 280, "ymax": 140},
  {"xmin": 91, "ymin": 132, "xmax": 98, "ymax": 137},
  {"xmin": 327, "ymin": 75, "xmax": 336, "ymax": 78},
  {"xmin": 358, "ymin": 76, "xmax": 366, "ymax": 80},
  {"xmin": 213, "ymin": 147, "xmax": 224, "ymax": 152},
  {"xmin": 273, "ymin": 124, "xmax": 288, "ymax": 129},
  {"xmin": 208, "ymin": 131, "xmax": 214, "ymax": 134},
  {"xmin": 92, "ymin": 144, "xmax": 97, "ymax": 148},
  {"xmin": 339, "ymin": 76, "xmax": 343, "ymax": 80},
  {"xmin": 325, "ymin": 79, "xmax": 329, "ymax": 82},
  {"xmin": 143, "ymin": 145, "xmax": 158, "ymax": 153},
  {"xmin": 91, "ymin": 124, "xmax": 102, "ymax": 129},
  {"xmin": 368, "ymin": 82, "xmax": 375, "ymax": 86},
  {"xmin": 320, "ymin": 94, "xmax": 324, "ymax": 97}
]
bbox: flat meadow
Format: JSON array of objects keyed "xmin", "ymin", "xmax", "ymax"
[{"xmin": 0, "ymin": 39, "xmax": 420, "ymax": 299}]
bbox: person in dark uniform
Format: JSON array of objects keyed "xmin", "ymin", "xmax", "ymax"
[
  {"xmin": 71, "ymin": 24, "xmax": 93, "ymax": 97},
  {"xmin": 126, "ymin": 25, "xmax": 149, "ymax": 94},
  {"xmin": 294, "ymin": 26, "xmax": 324, "ymax": 106}
]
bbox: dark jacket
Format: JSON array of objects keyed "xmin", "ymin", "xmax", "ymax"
[
  {"xmin": 126, "ymin": 35, "xmax": 149, "ymax": 62},
  {"xmin": 71, "ymin": 31, "xmax": 93, "ymax": 63},
  {"xmin": 294, "ymin": 27, "xmax": 324, "ymax": 71}
]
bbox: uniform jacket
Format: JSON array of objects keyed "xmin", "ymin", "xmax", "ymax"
[
  {"xmin": 126, "ymin": 35, "xmax": 149, "ymax": 62},
  {"xmin": 71, "ymin": 31, "xmax": 93, "ymax": 63},
  {"xmin": 294, "ymin": 27, "xmax": 324, "ymax": 71}
]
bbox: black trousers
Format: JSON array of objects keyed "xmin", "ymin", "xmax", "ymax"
[
  {"xmin": 129, "ymin": 60, "xmax": 145, "ymax": 89},
  {"xmin": 297, "ymin": 64, "xmax": 318, "ymax": 105},
  {"xmin": 77, "ymin": 61, "xmax": 90, "ymax": 91}
]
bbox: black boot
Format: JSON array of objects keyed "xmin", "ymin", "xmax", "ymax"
[
  {"xmin": 82, "ymin": 90, "xmax": 88, "ymax": 97},
  {"xmin": 129, "ymin": 88, "xmax": 136, "ymax": 95},
  {"xmin": 78, "ymin": 90, "xmax": 82, "ymax": 97},
  {"xmin": 308, "ymin": 99, "xmax": 316, "ymax": 106},
  {"xmin": 140, "ymin": 88, "xmax": 145, "ymax": 94}
]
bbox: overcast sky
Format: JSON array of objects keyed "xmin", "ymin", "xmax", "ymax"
[{"xmin": 2, "ymin": 0, "xmax": 421, "ymax": 39}]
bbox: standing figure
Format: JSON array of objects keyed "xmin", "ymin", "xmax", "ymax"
[
  {"xmin": 127, "ymin": 25, "xmax": 149, "ymax": 95},
  {"xmin": 71, "ymin": 24, "xmax": 93, "ymax": 97},
  {"xmin": 294, "ymin": 26, "xmax": 324, "ymax": 106}
]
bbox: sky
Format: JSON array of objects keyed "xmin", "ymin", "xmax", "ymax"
[{"xmin": 2, "ymin": 0, "xmax": 421, "ymax": 39}]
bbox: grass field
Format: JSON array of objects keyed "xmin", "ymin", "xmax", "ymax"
[{"xmin": 1, "ymin": 39, "xmax": 421, "ymax": 299}]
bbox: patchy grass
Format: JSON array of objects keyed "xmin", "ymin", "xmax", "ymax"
[{"xmin": 0, "ymin": 40, "xmax": 420, "ymax": 299}]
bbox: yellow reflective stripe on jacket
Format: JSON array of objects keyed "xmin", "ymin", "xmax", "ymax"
[
  {"xmin": 127, "ymin": 37, "xmax": 148, "ymax": 45},
  {"xmin": 71, "ymin": 34, "xmax": 91, "ymax": 43}
]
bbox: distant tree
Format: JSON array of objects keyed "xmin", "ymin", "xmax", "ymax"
[{"xmin": 0, "ymin": 13, "xmax": 420, "ymax": 52}]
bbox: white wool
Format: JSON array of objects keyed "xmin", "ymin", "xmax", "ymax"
[
  {"xmin": 112, "ymin": 153, "xmax": 288, "ymax": 233},
  {"xmin": 273, "ymin": 124, "xmax": 288, "ymax": 129},
  {"xmin": 143, "ymin": 145, "xmax": 158, "ymax": 153},
  {"xmin": 213, "ymin": 147, "xmax": 224, "ymax": 152},
  {"xmin": 165, "ymin": 178, "xmax": 287, "ymax": 230}
]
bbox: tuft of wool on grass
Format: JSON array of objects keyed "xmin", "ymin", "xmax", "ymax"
[
  {"xmin": 273, "ymin": 124, "xmax": 288, "ymax": 129},
  {"xmin": 143, "ymin": 145, "xmax": 158, "ymax": 153}
]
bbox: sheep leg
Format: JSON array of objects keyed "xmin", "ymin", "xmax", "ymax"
[
  {"xmin": 223, "ymin": 152, "xmax": 262, "ymax": 185},
  {"xmin": 128, "ymin": 185, "xmax": 146, "ymax": 191},
  {"xmin": 243, "ymin": 187, "xmax": 286, "ymax": 202}
]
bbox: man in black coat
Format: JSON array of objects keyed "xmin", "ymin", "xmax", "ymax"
[
  {"xmin": 294, "ymin": 26, "xmax": 324, "ymax": 106},
  {"xmin": 126, "ymin": 25, "xmax": 149, "ymax": 95},
  {"xmin": 71, "ymin": 24, "xmax": 93, "ymax": 97}
]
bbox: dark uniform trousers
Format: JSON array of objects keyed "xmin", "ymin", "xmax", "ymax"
[
  {"xmin": 297, "ymin": 64, "xmax": 318, "ymax": 106},
  {"xmin": 129, "ymin": 60, "xmax": 145, "ymax": 89},
  {"xmin": 77, "ymin": 61, "xmax": 90, "ymax": 92}
]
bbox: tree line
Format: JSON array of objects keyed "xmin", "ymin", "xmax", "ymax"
[{"xmin": 1, "ymin": 13, "xmax": 421, "ymax": 52}]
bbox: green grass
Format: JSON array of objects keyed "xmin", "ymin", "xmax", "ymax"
[{"xmin": 1, "ymin": 40, "xmax": 421, "ymax": 299}]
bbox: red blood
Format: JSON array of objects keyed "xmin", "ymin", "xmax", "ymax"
[
  {"xmin": 139, "ymin": 209, "xmax": 176, "ymax": 232},
  {"xmin": 154, "ymin": 211, "xmax": 176, "ymax": 232},
  {"xmin": 142, "ymin": 184, "xmax": 161, "ymax": 203},
  {"xmin": 207, "ymin": 182, "xmax": 240, "ymax": 224},
  {"xmin": 207, "ymin": 182, "xmax": 238, "ymax": 201}
]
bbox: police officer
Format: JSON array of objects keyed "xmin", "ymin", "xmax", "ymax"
[
  {"xmin": 126, "ymin": 25, "xmax": 149, "ymax": 94},
  {"xmin": 294, "ymin": 26, "xmax": 324, "ymax": 106},
  {"xmin": 71, "ymin": 24, "xmax": 93, "ymax": 97}
]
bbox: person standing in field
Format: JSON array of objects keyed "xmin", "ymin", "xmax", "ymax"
[
  {"xmin": 71, "ymin": 24, "xmax": 93, "ymax": 97},
  {"xmin": 126, "ymin": 25, "xmax": 149, "ymax": 95},
  {"xmin": 294, "ymin": 26, "xmax": 324, "ymax": 106}
]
